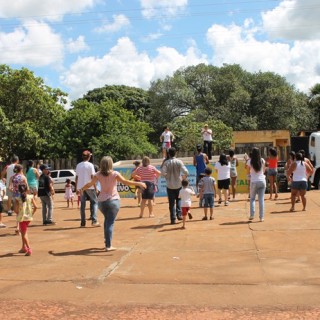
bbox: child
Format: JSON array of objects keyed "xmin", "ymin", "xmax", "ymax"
[
  {"xmin": 131, "ymin": 161, "xmax": 142, "ymax": 206},
  {"xmin": 178, "ymin": 179, "xmax": 195, "ymax": 229},
  {"xmin": 0, "ymin": 178, "xmax": 6, "ymax": 228},
  {"xmin": 64, "ymin": 178, "xmax": 74, "ymax": 208},
  {"xmin": 198, "ymin": 167, "xmax": 217, "ymax": 220},
  {"xmin": 197, "ymin": 173, "xmax": 205, "ymax": 207},
  {"xmin": 17, "ymin": 184, "xmax": 37, "ymax": 256}
]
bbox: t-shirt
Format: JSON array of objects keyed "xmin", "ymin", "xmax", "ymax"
[
  {"xmin": 0, "ymin": 180, "xmax": 5, "ymax": 201},
  {"xmin": 76, "ymin": 161, "xmax": 95, "ymax": 189},
  {"xmin": 202, "ymin": 129, "xmax": 212, "ymax": 142},
  {"xmin": 95, "ymin": 171, "xmax": 120, "ymax": 202},
  {"xmin": 215, "ymin": 162, "xmax": 231, "ymax": 180},
  {"xmin": 17, "ymin": 195, "xmax": 34, "ymax": 222},
  {"xmin": 135, "ymin": 165, "xmax": 158, "ymax": 182},
  {"xmin": 161, "ymin": 131, "xmax": 172, "ymax": 142},
  {"xmin": 38, "ymin": 174, "xmax": 52, "ymax": 197},
  {"xmin": 198, "ymin": 176, "xmax": 216, "ymax": 195},
  {"xmin": 179, "ymin": 187, "xmax": 195, "ymax": 207},
  {"xmin": 195, "ymin": 153, "xmax": 206, "ymax": 176},
  {"xmin": 5, "ymin": 164, "xmax": 15, "ymax": 188}
]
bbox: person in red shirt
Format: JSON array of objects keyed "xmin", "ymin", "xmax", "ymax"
[{"xmin": 266, "ymin": 147, "xmax": 278, "ymax": 200}]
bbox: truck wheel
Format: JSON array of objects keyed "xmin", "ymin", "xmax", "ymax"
[{"xmin": 314, "ymin": 171, "xmax": 320, "ymax": 190}]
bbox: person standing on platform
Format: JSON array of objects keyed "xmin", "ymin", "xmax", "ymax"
[
  {"xmin": 160, "ymin": 126, "xmax": 174, "ymax": 159},
  {"xmin": 201, "ymin": 124, "xmax": 213, "ymax": 160}
]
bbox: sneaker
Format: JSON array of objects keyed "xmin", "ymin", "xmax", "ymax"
[
  {"xmin": 45, "ymin": 221, "xmax": 56, "ymax": 225},
  {"xmin": 177, "ymin": 216, "xmax": 183, "ymax": 221},
  {"xmin": 92, "ymin": 221, "xmax": 100, "ymax": 227},
  {"xmin": 7, "ymin": 210, "xmax": 13, "ymax": 216},
  {"xmin": 80, "ymin": 222, "xmax": 86, "ymax": 227},
  {"xmin": 249, "ymin": 216, "xmax": 254, "ymax": 220},
  {"xmin": 25, "ymin": 248, "xmax": 32, "ymax": 256},
  {"xmin": 0, "ymin": 223, "xmax": 6, "ymax": 228},
  {"xmin": 188, "ymin": 212, "xmax": 193, "ymax": 219},
  {"xmin": 106, "ymin": 246, "xmax": 116, "ymax": 252},
  {"xmin": 225, "ymin": 201, "xmax": 229, "ymax": 206},
  {"xmin": 218, "ymin": 199, "xmax": 222, "ymax": 204},
  {"xmin": 202, "ymin": 216, "xmax": 208, "ymax": 220},
  {"xmin": 260, "ymin": 218, "xmax": 264, "ymax": 222}
]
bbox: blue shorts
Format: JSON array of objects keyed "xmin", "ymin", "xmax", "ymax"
[
  {"xmin": 203, "ymin": 194, "xmax": 214, "ymax": 208},
  {"xmin": 268, "ymin": 168, "xmax": 278, "ymax": 177},
  {"xmin": 291, "ymin": 181, "xmax": 308, "ymax": 191}
]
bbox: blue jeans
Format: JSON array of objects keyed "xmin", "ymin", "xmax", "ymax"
[
  {"xmin": 98, "ymin": 199, "xmax": 120, "ymax": 248},
  {"xmin": 40, "ymin": 195, "xmax": 53, "ymax": 223},
  {"xmin": 80, "ymin": 189, "xmax": 98, "ymax": 224},
  {"xmin": 250, "ymin": 180, "xmax": 266, "ymax": 219},
  {"xmin": 167, "ymin": 187, "xmax": 182, "ymax": 223}
]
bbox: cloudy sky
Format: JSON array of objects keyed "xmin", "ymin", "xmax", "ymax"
[{"xmin": 1, "ymin": 0, "xmax": 319, "ymax": 101}]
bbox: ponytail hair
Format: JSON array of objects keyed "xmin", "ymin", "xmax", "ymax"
[{"xmin": 18, "ymin": 184, "xmax": 28, "ymax": 203}]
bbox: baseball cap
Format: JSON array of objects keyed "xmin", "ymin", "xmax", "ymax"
[{"xmin": 40, "ymin": 164, "xmax": 49, "ymax": 171}]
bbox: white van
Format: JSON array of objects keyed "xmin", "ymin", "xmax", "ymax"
[{"xmin": 309, "ymin": 132, "xmax": 320, "ymax": 188}]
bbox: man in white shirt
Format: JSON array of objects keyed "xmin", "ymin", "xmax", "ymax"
[
  {"xmin": 201, "ymin": 124, "xmax": 213, "ymax": 160},
  {"xmin": 75, "ymin": 150, "xmax": 99, "ymax": 227}
]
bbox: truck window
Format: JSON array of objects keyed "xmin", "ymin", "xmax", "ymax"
[{"xmin": 311, "ymin": 136, "xmax": 315, "ymax": 147}]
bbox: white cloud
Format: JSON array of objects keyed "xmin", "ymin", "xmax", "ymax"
[
  {"xmin": 0, "ymin": 0, "xmax": 96, "ymax": 21},
  {"xmin": 140, "ymin": 0, "xmax": 188, "ymax": 19},
  {"xmin": 262, "ymin": 0, "xmax": 320, "ymax": 40},
  {"xmin": 61, "ymin": 37, "xmax": 207, "ymax": 100},
  {"xmin": 95, "ymin": 14, "xmax": 130, "ymax": 33},
  {"xmin": 66, "ymin": 36, "xmax": 89, "ymax": 53},
  {"xmin": 0, "ymin": 20, "xmax": 63, "ymax": 66},
  {"xmin": 206, "ymin": 23, "xmax": 320, "ymax": 92}
]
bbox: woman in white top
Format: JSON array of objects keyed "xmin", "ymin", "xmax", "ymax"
[
  {"xmin": 247, "ymin": 147, "xmax": 266, "ymax": 222},
  {"xmin": 215, "ymin": 153, "xmax": 230, "ymax": 206},
  {"xmin": 287, "ymin": 152, "xmax": 313, "ymax": 212},
  {"xmin": 160, "ymin": 126, "xmax": 174, "ymax": 159}
]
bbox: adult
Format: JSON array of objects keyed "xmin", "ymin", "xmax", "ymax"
[
  {"xmin": 38, "ymin": 164, "xmax": 55, "ymax": 225},
  {"xmin": 287, "ymin": 152, "xmax": 313, "ymax": 212},
  {"xmin": 266, "ymin": 147, "xmax": 278, "ymax": 200},
  {"xmin": 228, "ymin": 149, "xmax": 239, "ymax": 200},
  {"xmin": 160, "ymin": 126, "xmax": 174, "ymax": 159},
  {"xmin": 193, "ymin": 144, "xmax": 209, "ymax": 194},
  {"xmin": 201, "ymin": 124, "xmax": 213, "ymax": 160},
  {"xmin": 215, "ymin": 154, "xmax": 231, "ymax": 206},
  {"xmin": 299, "ymin": 149, "xmax": 314, "ymax": 188},
  {"xmin": 132, "ymin": 156, "xmax": 161, "ymax": 218},
  {"xmin": 81, "ymin": 156, "xmax": 146, "ymax": 251},
  {"xmin": 161, "ymin": 147, "xmax": 189, "ymax": 224},
  {"xmin": 75, "ymin": 150, "xmax": 99, "ymax": 227},
  {"xmin": 247, "ymin": 147, "xmax": 266, "ymax": 222},
  {"xmin": 1, "ymin": 155, "xmax": 19, "ymax": 215},
  {"xmin": 9, "ymin": 164, "xmax": 28, "ymax": 234},
  {"xmin": 26, "ymin": 160, "xmax": 40, "ymax": 198}
]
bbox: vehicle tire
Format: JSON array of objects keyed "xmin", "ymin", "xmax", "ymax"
[{"xmin": 313, "ymin": 171, "xmax": 320, "ymax": 190}]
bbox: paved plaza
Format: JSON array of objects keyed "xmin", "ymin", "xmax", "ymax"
[{"xmin": 1, "ymin": 190, "xmax": 320, "ymax": 319}]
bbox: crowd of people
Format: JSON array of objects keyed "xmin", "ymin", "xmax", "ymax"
[{"xmin": 0, "ymin": 124, "xmax": 315, "ymax": 255}]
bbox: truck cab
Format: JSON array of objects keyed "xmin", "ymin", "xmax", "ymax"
[{"xmin": 309, "ymin": 132, "xmax": 320, "ymax": 188}]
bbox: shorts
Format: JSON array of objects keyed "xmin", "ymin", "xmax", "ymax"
[
  {"xmin": 291, "ymin": 181, "xmax": 308, "ymax": 191},
  {"xmin": 29, "ymin": 186, "xmax": 38, "ymax": 193},
  {"xmin": 218, "ymin": 178, "xmax": 230, "ymax": 190},
  {"xmin": 162, "ymin": 141, "xmax": 171, "ymax": 149},
  {"xmin": 0, "ymin": 201, "xmax": 3, "ymax": 213},
  {"xmin": 19, "ymin": 221, "xmax": 30, "ymax": 233},
  {"xmin": 6, "ymin": 189, "xmax": 13, "ymax": 198},
  {"xmin": 181, "ymin": 207, "xmax": 190, "ymax": 216},
  {"xmin": 230, "ymin": 169, "xmax": 237, "ymax": 178},
  {"xmin": 203, "ymin": 194, "xmax": 214, "ymax": 208},
  {"xmin": 268, "ymin": 168, "xmax": 278, "ymax": 177},
  {"xmin": 141, "ymin": 181, "xmax": 155, "ymax": 200}
]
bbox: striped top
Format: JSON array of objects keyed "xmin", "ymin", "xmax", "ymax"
[{"xmin": 135, "ymin": 165, "xmax": 158, "ymax": 182}]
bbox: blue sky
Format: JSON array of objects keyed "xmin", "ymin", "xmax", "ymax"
[{"xmin": 1, "ymin": 0, "xmax": 320, "ymax": 102}]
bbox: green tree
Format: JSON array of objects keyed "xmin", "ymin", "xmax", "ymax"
[
  {"xmin": 83, "ymin": 85, "xmax": 151, "ymax": 121},
  {"xmin": 0, "ymin": 65, "xmax": 67, "ymax": 159},
  {"xmin": 63, "ymin": 99, "xmax": 157, "ymax": 162},
  {"xmin": 169, "ymin": 111, "xmax": 233, "ymax": 154},
  {"xmin": 309, "ymin": 83, "xmax": 320, "ymax": 129}
]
